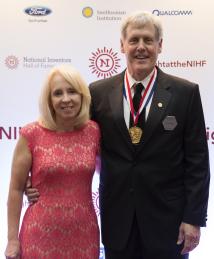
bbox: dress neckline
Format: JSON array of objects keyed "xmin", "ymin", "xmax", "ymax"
[{"xmin": 36, "ymin": 121, "xmax": 83, "ymax": 135}]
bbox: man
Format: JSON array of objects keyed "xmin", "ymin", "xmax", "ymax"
[
  {"xmin": 89, "ymin": 11, "xmax": 210, "ymax": 259},
  {"xmin": 27, "ymin": 11, "xmax": 209, "ymax": 259}
]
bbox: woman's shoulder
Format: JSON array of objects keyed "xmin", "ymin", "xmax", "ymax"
[
  {"xmin": 20, "ymin": 121, "xmax": 41, "ymax": 136},
  {"xmin": 86, "ymin": 120, "xmax": 100, "ymax": 131},
  {"xmin": 83, "ymin": 120, "xmax": 100, "ymax": 138},
  {"xmin": 85, "ymin": 120, "xmax": 100, "ymax": 143}
]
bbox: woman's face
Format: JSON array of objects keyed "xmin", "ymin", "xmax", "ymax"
[{"xmin": 50, "ymin": 73, "xmax": 82, "ymax": 125}]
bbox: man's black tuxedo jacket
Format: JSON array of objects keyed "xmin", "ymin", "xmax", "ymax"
[{"xmin": 89, "ymin": 67, "xmax": 210, "ymax": 252}]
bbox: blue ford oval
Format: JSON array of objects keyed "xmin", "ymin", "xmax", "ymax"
[{"xmin": 24, "ymin": 6, "xmax": 52, "ymax": 16}]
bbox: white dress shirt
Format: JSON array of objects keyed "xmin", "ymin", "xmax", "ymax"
[{"xmin": 123, "ymin": 69, "xmax": 155, "ymax": 129}]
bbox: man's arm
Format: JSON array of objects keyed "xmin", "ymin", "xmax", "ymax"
[
  {"xmin": 25, "ymin": 176, "xmax": 40, "ymax": 203},
  {"xmin": 182, "ymin": 84, "xmax": 210, "ymax": 226},
  {"xmin": 177, "ymin": 84, "xmax": 210, "ymax": 254}
]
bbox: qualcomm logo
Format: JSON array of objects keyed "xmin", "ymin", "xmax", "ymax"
[
  {"xmin": 24, "ymin": 6, "xmax": 52, "ymax": 16},
  {"xmin": 152, "ymin": 9, "xmax": 193, "ymax": 16}
]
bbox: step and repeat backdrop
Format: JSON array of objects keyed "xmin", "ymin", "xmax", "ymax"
[{"xmin": 0, "ymin": 1, "xmax": 213, "ymax": 258}]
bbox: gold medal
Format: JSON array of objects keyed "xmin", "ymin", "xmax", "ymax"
[{"xmin": 129, "ymin": 126, "xmax": 143, "ymax": 144}]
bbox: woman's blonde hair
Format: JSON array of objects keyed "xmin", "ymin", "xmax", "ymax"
[{"xmin": 39, "ymin": 65, "xmax": 91, "ymax": 130}]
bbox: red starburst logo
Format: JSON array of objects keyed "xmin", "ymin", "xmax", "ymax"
[
  {"xmin": 89, "ymin": 47, "xmax": 120, "ymax": 79},
  {"xmin": 92, "ymin": 190, "xmax": 100, "ymax": 216},
  {"xmin": 5, "ymin": 55, "xmax": 19, "ymax": 69}
]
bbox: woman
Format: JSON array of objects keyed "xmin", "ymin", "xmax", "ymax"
[{"xmin": 5, "ymin": 65, "xmax": 100, "ymax": 258}]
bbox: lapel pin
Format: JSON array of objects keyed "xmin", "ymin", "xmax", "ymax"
[{"xmin": 158, "ymin": 102, "xmax": 163, "ymax": 108}]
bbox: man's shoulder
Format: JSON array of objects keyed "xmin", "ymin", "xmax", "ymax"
[{"xmin": 158, "ymin": 67, "xmax": 197, "ymax": 88}]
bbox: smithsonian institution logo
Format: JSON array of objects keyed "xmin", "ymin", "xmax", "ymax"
[
  {"xmin": 82, "ymin": 7, "xmax": 93, "ymax": 18},
  {"xmin": 89, "ymin": 47, "xmax": 121, "ymax": 78},
  {"xmin": 82, "ymin": 6, "xmax": 126, "ymax": 21}
]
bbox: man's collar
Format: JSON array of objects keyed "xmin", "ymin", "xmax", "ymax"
[{"xmin": 126, "ymin": 68, "xmax": 155, "ymax": 89}]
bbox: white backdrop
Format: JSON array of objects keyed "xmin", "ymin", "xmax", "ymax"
[{"xmin": 0, "ymin": 1, "xmax": 213, "ymax": 258}]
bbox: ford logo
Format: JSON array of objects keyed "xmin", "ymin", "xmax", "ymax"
[{"xmin": 24, "ymin": 6, "xmax": 52, "ymax": 16}]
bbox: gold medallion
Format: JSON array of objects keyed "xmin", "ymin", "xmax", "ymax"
[{"xmin": 129, "ymin": 126, "xmax": 143, "ymax": 144}]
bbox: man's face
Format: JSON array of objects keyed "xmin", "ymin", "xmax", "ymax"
[{"xmin": 121, "ymin": 23, "xmax": 162, "ymax": 81}]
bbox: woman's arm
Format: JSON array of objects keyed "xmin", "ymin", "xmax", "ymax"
[{"xmin": 5, "ymin": 136, "xmax": 32, "ymax": 258}]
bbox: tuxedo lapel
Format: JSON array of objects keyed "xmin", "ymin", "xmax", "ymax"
[
  {"xmin": 107, "ymin": 69, "xmax": 172, "ymax": 151},
  {"xmin": 108, "ymin": 72, "xmax": 134, "ymax": 150},
  {"xmin": 138, "ymin": 69, "xmax": 172, "ymax": 149}
]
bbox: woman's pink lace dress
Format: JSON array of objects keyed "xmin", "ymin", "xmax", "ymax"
[{"xmin": 19, "ymin": 121, "xmax": 100, "ymax": 258}]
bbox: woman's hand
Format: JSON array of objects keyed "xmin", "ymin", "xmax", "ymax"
[{"xmin": 5, "ymin": 239, "xmax": 20, "ymax": 259}]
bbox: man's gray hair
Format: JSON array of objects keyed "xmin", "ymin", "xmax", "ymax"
[{"xmin": 121, "ymin": 11, "xmax": 163, "ymax": 41}]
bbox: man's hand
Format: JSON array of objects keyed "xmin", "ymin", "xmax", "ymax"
[
  {"xmin": 177, "ymin": 222, "xmax": 200, "ymax": 254},
  {"xmin": 24, "ymin": 176, "xmax": 40, "ymax": 203}
]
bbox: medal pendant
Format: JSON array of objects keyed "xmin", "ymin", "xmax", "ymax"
[{"xmin": 129, "ymin": 126, "xmax": 143, "ymax": 144}]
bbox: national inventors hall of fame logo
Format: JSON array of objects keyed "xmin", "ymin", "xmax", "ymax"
[
  {"xmin": 89, "ymin": 47, "xmax": 121, "ymax": 79},
  {"xmin": 5, "ymin": 55, "xmax": 19, "ymax": 69}
]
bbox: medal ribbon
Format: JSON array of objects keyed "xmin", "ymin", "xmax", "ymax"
[{"xmin": 124, "ymin": 67, "xmax": 157, "ymax": 126}]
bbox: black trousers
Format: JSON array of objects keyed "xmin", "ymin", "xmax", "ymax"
[{"xmin": 105, "ymin": 215, "xmax": 189, "ymax": 259}]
